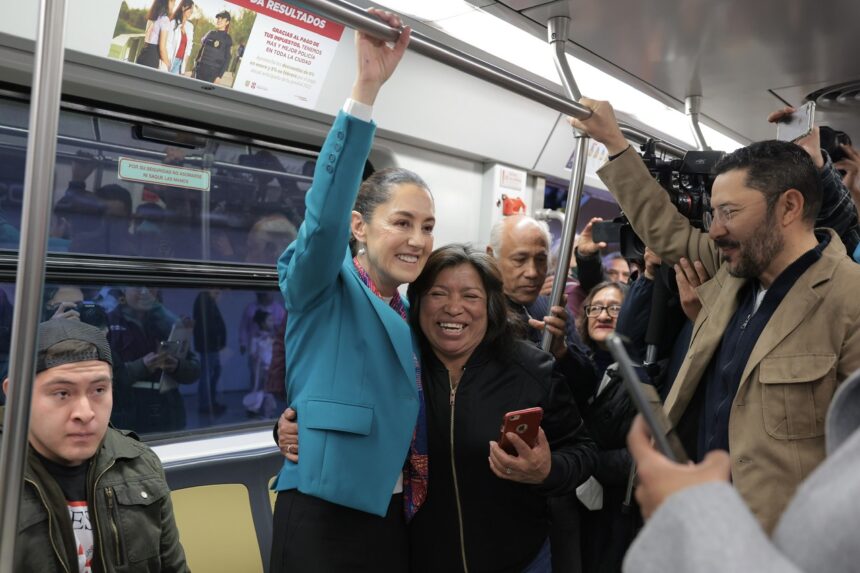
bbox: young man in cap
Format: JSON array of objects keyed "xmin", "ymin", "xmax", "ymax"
[
  {"xmin": 0, "ymin": 319, "xmax": 188, "ymax": 572},
  {"xmin": 194, "ymin": 11, "xmax": 234, "ymax": 84}
]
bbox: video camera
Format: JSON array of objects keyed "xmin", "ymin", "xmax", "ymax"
[
  {"xmin": 44, "ymin": 300, "xmax": 109, "ymax": 329},
  {"xmin": 594, "ymin": 140, "xmax": 725, "ymax": 259}
]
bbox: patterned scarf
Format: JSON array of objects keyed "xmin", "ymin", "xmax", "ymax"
[{"xmin": 353, "ymin": 257, "xmax": 428, "ymax": 521}]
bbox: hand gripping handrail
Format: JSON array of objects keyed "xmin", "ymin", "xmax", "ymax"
[{"xmin": 0, "ymin": 1, "xmax": 68, "ymax": 571}]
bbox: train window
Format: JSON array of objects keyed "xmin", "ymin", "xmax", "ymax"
[
  {"xmin": 0, "ymin": 95, "xmax": 316, "ymax": 265},
  {"xmin": 0, "ymin": 282, "xmax": 288, "ymax": 437}
]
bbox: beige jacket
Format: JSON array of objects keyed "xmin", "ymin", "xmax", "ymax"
[{"xmin": 598, "ymin": 147, "xmax": 860, "ymax": 532}]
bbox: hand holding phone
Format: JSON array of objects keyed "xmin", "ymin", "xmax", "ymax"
[
  {"xmin": 776, "ymin": 101, "xmax": 815, "ymax": 143},
  {"xmin": 591, "ymin": 221, "xmax": 623, "ymax": 245},
  {"xmin": 490, "ymin": 410, "xmax": 551, "ymax": 484},
  {"xmin": 159, "ymin": 340, "xmax": 181, "ymax": 357},
  {"xmin": 498, "ymin": 407, "xmax": 543, "ymax": 455},
  {"xmin": 606, "ymin": 334, "xmax": 688, "ymax": 463}
]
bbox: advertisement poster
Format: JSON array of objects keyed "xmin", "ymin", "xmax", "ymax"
[{"xmin": 107, "ymin": 0, "xmax": 344, "ymax": 108}]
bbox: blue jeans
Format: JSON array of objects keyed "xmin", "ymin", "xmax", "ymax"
[{"xmin": 521, "ymin": 538, "xmax": 552, "ymax": 573}]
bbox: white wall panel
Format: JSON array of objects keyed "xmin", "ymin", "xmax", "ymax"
[{"xmin": 372, "ymin": 137, "xmax": 486, "ymax": 249}]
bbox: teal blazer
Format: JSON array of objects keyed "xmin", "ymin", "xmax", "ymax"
[{"xmin": 272, "ymin": 111, "xmax": 420, "ymax": 516}]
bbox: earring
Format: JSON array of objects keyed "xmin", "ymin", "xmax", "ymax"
[{"xmin": 357, "ymin": 246, "xmax": 367, "ymax": 256}]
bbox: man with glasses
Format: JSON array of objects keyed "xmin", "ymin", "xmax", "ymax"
[{"xmin": 570, "ymin": 100, "xmax": 860, "ymax": 533}]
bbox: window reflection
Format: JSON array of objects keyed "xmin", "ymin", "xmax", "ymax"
[
  {"xmin": 0, "ymin": 282, "xmax": 287, "ymax": 435},
  {"xmin": 0, "ymin": 95, "xmax": 316, "ymax": 265}
]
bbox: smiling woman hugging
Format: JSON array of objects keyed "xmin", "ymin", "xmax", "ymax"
[{"xmin": 406, "ymin": 243, "xmax": 596, "ymax": 573}]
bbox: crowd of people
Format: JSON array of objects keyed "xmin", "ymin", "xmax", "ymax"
[
  {"xmin": 31, "ymin": 147, "xmax": 303, "ymax": 264},
  {"xmin": 0, "ymin": 282, "xmax": 290, "ymax": 430},
  {"xmin": 272, "ymin": 11, "xmax": 860, "ymax": 573},
  {"xmin": 5, "ymin": 6, "xmax": 860, "ymax": 573}
]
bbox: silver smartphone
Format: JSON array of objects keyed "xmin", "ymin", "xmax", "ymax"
[
  {"xmin": 606, "ymin": 333, "xmax": 689, "ymax": 463},
  {"xmin": 776, "ymin": 101, "xmax": 815, "ymax": 143}
]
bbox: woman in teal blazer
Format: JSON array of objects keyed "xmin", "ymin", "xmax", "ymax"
[{"xmin": 269, "ymin": 10, "xmax": 436, "ymax": 572}]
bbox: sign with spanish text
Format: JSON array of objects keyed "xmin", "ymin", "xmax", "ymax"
[
  {"xmin": 225, "ymin": 0, "xmax": 344, "ymax": 106},
  {"xmin": 107, "ymin": 0, "xmax": 343, "ymax": 109},
  {"xmin": 118, "ymin": 157, "xmax": 211, "ymax": 191}
]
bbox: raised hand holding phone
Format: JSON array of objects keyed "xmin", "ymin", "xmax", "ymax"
[{"xmin": 774, "ymin": 101, "xmax": 816, "ymax": 144}]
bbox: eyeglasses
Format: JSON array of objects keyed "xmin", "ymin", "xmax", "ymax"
[
  {"xmin": 584, "ymin": 304, "xmax": 622, "ymax": 318},
  {"xmin": 711, "ymin": 195, "xmax": 773, "ymax": 227}
]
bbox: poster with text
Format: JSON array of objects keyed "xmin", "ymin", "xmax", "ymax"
[
  {"xmin": 107, "ymin": 0, "xmax": 343, "ymax": 108},
  {"xmin": 230, "ymin": 0, "xmax": 345, "ymax": 106}
]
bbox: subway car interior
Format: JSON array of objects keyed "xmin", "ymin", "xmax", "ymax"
[{"xmin": 0, "ymin": 0, "xmax": 857, "ymax": 571}]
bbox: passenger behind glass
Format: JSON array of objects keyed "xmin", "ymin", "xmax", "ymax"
[
  {"xmin": 132, "ymin": 201, "xmax": 173, "ymax": 258},
  {"xmin": 243, "ymin": 309, "xmax": 277, "ymax": 418},
  {"xmin": 61, "ymin": 151, "xmax": 96, "ymax": 197},
  {"xmin": 0, "ymin": 287, "xmax": 12, "ymax": 389},
  {"xmin": 193, "ymin": 289, "xmax": 226, "ymax": 417},
  {"xmin": 244, "ymin": 212, "xmax": 297, "ymax": 264},
  {"xmin": 243, "ymin": 149, "xmax": 287, "ymax": 205},
  {"xmin": 52, "ymin": 187, "xmax": 106, "ymax": 255},
  {"xmin": 95, "ymin": 184, "xmax": 137, "ymax": 256},
  {"xmin": 238, "ymin": 291, "xmax": 285, "ymax": 358},
  {"xmin": 107, "ymin": 285, "xmax": 200, "ymax": 433},
  {"xmin": 42, "ymin": 285, "xmax": 135, "ymax": 429},
  {"xmin": 265, "ymin": 313, "xmax": 287, "ymax": 403}
]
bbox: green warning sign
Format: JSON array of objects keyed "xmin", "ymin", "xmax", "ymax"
[{"xmin": 118, "ymin": 157, "xmax": 210, "ymax": 191}]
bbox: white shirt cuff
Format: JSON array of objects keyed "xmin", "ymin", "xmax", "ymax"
[{"xmin": 342, "ymin": 98, "xmax": 373, "ymax": 122}]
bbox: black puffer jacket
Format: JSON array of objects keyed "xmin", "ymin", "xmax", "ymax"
[{"xmin": 409, "ymin": 340, "xmax": 597, "ymax": 573}]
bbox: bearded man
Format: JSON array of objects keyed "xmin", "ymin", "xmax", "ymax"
[{"xmin": 570, "ymin": 99, "xmax": 860, "ymax": 533}]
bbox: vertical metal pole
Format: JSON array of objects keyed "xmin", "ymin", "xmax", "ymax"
[
  {"xmin": 542, "ymin": 16, "xmax": 591, "ymax": 352},
  {"xmin": 685, "ymin": 95, "xmax": 709, "ymax": 151},
  {"xmin": 0, "ymin": 1, "xmax": 68, "ymax": 570}
]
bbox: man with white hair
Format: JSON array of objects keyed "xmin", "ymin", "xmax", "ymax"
[
  {"xmin": 487, "ymin": 214, "xmax": 598, "ymax": 573},
  {"xmin": 488, "ymin": 215, "xmax": 574, "ymax": 350}
]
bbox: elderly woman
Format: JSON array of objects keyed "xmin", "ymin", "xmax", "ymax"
[
  {"xmin": 407, "ymin": 244, "xmax": 596, "ymax": 573},
  {"xmin": 576, "ymin": 280, "xmax": 628, "ymax": 372},
  {"xmin": 575, "ymin": 280, "xmax": 654, "ymax": 573}
]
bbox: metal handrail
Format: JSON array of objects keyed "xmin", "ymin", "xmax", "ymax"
[
  {"xmin": 0, "ymin": 0, "xmax": 67, "ymax": 570},
  {"xmin": 298, "ymin": 0, "xmax": 593, "ymax": 120},
  {"xmin": 685, "ymin": 95, "xmax": 710, "ymax": 151},
  {"xmin": 542, "ymin": 16, "xmax": 589, "ymax": 352},
  {"xmin": 618, "ymin": 124, "xmax": 688, "ymax": 158}
]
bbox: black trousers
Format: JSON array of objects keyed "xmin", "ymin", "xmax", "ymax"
[
  {"xmin": 135, "ymin": 43, "xmax": 160, "ymax": 68},
  {"xmin": 270, "ymin": 490, "xmax": 409, "ymax": 573},
  {"xmin": 549, "ymin": 492, "xmax": 583, "ymax": 573},
  {"xmin": 194, "ymin": 63, "xmax": 220, "ymax": 83}
]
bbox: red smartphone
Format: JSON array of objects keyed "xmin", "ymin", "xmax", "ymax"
[{"xmin": 498, "ymin": 407, "xmax": 543, "ymax": 455}]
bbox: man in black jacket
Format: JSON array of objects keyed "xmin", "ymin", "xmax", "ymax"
[{"xmin": 487, "ymin": 214, "xmax": 603, "ymax": 573}]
